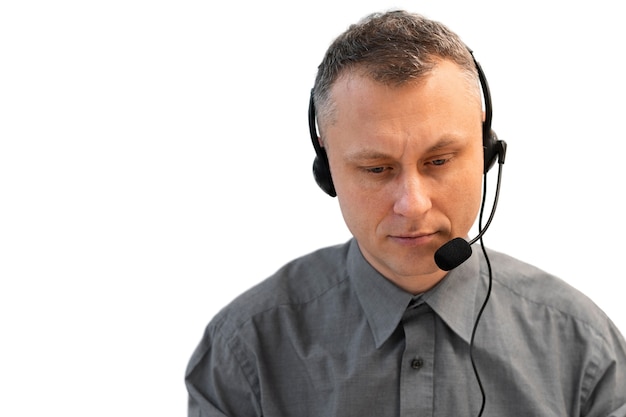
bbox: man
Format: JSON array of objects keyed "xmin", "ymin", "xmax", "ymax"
[{"xmin": 186, "ymin": 10, "xmax": 626, "ymax": 416}]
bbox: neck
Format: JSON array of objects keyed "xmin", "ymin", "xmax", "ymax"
[{"xmin": 385, "ymin": 269, "xmax": 448, "ymax": 295}]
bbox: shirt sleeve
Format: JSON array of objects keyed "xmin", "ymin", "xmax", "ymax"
[
  {"xmin": 607, "ymin": 404, "xmax": 626, "ymax": 417},
  {"xmin": 582, "ymin": 322, "xmax": 626, "ymax": 417},
  {"xmin": 185, "ymin": 321, "xmax": 261, "ymax": 417}
]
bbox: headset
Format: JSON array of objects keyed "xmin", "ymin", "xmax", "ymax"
[{"xmin": 308, "ymin": 50, "xmax": 506, "ymax": 197}]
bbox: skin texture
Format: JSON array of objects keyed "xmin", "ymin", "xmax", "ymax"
[{"xmin": 323, "ymin": 60, "xmax": 485, "ymax": 294}]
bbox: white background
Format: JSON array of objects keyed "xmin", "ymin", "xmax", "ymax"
[{"xmin": 1, "ymin": 0, "xmax": 624, "ymax": 415}]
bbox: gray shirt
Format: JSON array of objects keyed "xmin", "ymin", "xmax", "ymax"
[{"xmin": 186, "ymin": 239, "xmax": 626, "ymax": 416}]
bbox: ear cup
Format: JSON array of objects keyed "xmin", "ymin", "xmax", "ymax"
[
  {"xmin": 483, "ymin": 128, "xmax": 499, "ymax": 173},
  {"xmin": 313, "ymin": 152, "xmax": 336, "ymax": 197},
  {"xmin": 309, "ymin": 90, "xmax": 337, "ymax": 197},
  {"xmin": 483, "ymin": 128, "xmax": 507, "ymax": 174}
]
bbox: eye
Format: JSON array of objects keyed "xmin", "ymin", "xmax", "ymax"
[
  {"xmin": 427, "ymin": 154, "xmax": 453, "ymax": 167},
  {"xmin": 366, "ymin": 166, "xmax": 388, "ymax": 174}
]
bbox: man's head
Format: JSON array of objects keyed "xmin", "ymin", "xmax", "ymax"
[
  {"xmin": 313, "ymin": 10, "xmax": 480, "ymax": 137},
  {"xmin": 311, "ymin": 10, "xmax": 487, "ymax": 292}
]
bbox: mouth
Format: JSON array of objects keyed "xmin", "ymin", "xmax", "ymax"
[{"xmin": 388, "ymin": 232, "xmax": 437, "ymax": 246}]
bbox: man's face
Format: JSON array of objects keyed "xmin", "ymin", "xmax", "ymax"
[{"xmin": 323, "ymin": 60, "xmax": 484, "ymax": 293}]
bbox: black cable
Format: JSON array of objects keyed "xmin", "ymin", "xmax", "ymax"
[{"xmin": 469, "ymin": 164, "xmax": 499, "ymax": 417}]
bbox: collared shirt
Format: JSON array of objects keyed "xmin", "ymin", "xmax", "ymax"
[{"xmin": 186, "ymin": 239, "xmax": 626, "ymax": 416}]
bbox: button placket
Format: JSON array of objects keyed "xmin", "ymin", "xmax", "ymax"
[{"xmin": 399, "ymin": 302, "xmax": 435, "ymax": 415}]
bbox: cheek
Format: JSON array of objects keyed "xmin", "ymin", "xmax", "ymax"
[
  {"xmin": 453, "ymin": 168, "xmax": 484, "ymax": 226},
  {"xmin": 334, "ymin": 177, "xmax": 391, "ymax": 240},
  {"xmin": 336, "ymin": 187, "xmax": 381, "ymax": 229}
]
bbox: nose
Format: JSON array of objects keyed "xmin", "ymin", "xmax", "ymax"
[{"xmin": 392, "ymin": 171, "xmax": 432, "ymax": 218}]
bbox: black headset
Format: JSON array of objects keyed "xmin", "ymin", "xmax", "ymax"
[{"xmin": 308, "ymin": 51, "xmax": 507, "ymax": 197}]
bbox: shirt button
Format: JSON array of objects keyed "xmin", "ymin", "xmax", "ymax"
[{"xmin": 411, "ymin": 358, "xmax": 424, "ymax": 369}]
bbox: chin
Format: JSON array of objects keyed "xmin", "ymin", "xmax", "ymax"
[{"xmin": 384, "ymin": 252, "xmax": 440, "ymax": 279}]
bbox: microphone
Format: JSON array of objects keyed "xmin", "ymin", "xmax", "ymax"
[
  {"xmin": 434, "ymin": 237, "xmax": 475, "ymax": 272},
  {"xmin": 434, "ymin": 144, "xmax": 506, "ymax": 271}
]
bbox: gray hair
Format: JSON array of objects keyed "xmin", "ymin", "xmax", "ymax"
[{"xmin": 313, "ymin": 10, "xmax": 480, "ymax": 134}]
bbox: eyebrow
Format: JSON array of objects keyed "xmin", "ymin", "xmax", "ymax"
[
  {"xmin": 428, "ymin": 138, "xmax": 457, "ymax": 152},
  {"xmin": 344, "ymin": 138, "xmax": 458, "ymax": 162}
]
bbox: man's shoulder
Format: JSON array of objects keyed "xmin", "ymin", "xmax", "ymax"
[
  {"xmin": 487, "ymin": 249, "xmax": 611, "ymax": 332},
  {"xmin": 209, "ymin": 240, "xmax": 353, "ymax": 337}
]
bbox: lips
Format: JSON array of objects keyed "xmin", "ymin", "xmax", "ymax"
[
  {"xmin": 393, "ymin": 232, "xmax": 435, "ymax": 239},
  {"xmin": 388, "ymin": 232, "xmax": 437, "ymax": 246}
]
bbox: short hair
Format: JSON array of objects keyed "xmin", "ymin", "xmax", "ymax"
[{"xmin": 313, "ymin": 10, "xmax": 480, "ymax": 133}]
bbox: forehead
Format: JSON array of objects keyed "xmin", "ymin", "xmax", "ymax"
[
  {"xmin": 320, "ymin": 60, "xmax": 481, "ymax": 133},
  {"xmin": 331, "ymin": 62, "xmax": 480, "ymax": 125}
]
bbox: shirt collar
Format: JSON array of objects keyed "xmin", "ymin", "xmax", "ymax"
[
  {"xmin": 347, "ymin": 240, "xmax": 413, "ymax": 348},
  {"xmin": 421, "ymin": 249, "xmax": 481, "ymax": 344},
  {"xmin": 348, "ymin": 239, "xmax": 482, "ymax": 348}
]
